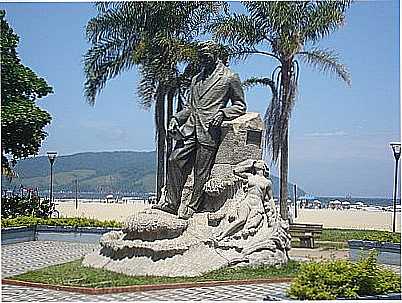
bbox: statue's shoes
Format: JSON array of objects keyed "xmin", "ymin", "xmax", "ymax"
[
  {"xmin": 151, "ymin": 203, "xmax": 178, "ymax": 215},
  {"xmin": 178, "ymin": 206, "xmax": 195, "ymax": 220}
]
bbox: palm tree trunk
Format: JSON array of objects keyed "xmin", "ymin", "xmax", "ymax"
[
  {"xmin": 155, "ymin": 84, "xmax": 166, "ymax": 202},
  {"xmin": 166, "ymin": 88, "xmax": 174, "ymax": 162},
  {"xmin": 280, "ymin": 128, "xmax": 289, "ymax": 220},
  {"xmin": 279, "ymin": 60, "xmax": 292, "ymax": 221}
]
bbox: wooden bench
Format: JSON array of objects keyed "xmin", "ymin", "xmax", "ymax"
[{"xmin": 289, "ymin": 223, "xmax": 323, "ymax": 248}]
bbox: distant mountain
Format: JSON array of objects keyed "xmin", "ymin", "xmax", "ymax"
[{"xmin": 2, "ymin": 151, "xmax": 306, "ymax": 197}]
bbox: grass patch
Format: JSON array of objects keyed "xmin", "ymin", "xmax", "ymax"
[
  {"xmin": 12, "ymin": 259, "xmax": 300, "ymax": 288},
  {"xmin": 321, "ymin": 229, "xmax": 401, "ymax": 244}
]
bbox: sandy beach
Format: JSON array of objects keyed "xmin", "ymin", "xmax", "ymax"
[
  {"xmin": 55, "ymin": 200, "xmax": 149, "ymax": 222},
  {"xmin": 56, "ymin": 200, "xmax": 401, "ymax": 232},
  {"xmin": 294, "ymin": 208, "xmax": 401, "ymax": 232}
]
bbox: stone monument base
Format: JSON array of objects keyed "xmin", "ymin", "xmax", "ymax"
[{"xmin": 83, "ymin": 207, "xmax": 290, "ymax": 277}]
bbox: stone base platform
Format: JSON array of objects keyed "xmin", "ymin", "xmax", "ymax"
[{"xmin": 83, "ymin": 208, "xmax": 289, "ymax": 277}]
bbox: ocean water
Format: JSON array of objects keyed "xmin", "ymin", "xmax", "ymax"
[{"xmin": 316, "ymin": 197, "xmax": 400, "ymax": 208}]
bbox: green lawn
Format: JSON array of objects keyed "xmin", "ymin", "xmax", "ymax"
[{"xmin": 11, "ymin": 259, "xmax": 300, "ymax": 288}]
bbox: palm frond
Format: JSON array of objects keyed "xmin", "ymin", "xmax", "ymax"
[
  {"xmin": 243, "ymin": 77, "xmax": 276, "ymax": 91},
  {"xmin": 211, "ymin": 13, "xmax": 267, "ymax": 47},
  {"xmin": 298, "ymin": 48, "xmax": 351, "ymax": 86},
  {"xmin": 86, "ymin": 2, "xmax": 141, "ymax": 44},
  {"xmin": 303, "ymin": 1, "xmax": 352, "ymax": 43},
  {"xmin": 137, "ymin": 65, "xmax": 158, "ymax": 109},
  {"xmin": 243, "ymin": 1, "xmax": 301, "ymax": 37},
  {"xmin": 83, "ymin": 35, "xmax": 138, "ymax": 105}
]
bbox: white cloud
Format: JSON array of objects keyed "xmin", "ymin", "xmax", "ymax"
[{"xmin": 304, "ymin": 131, "xmax": 347, "ymax": 137}]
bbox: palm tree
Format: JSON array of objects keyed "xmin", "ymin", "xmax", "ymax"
[
  {"xmin": 83, "ymin": 1, "xmax": 225, "ymax": 200},
  {"xmin": 212, "ymin": 1, "xmax": 352, "ymax": 219}
]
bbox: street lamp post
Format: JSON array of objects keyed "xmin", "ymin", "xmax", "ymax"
[
  {"xmin": 47, "ymin": 152, "xmax": 57, "ymax": 203},
  {"xmin": 390, "ymin": 142, "xmax": 401, "ymax": 233}
]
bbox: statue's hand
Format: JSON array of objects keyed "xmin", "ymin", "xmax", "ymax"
[
  {"xmin": 227, "ymin": 208, "xmax": 238, "ymax": 222},
  {"xmin": 210, "ymin": 111, "xmax": 224, "ymax": 127},
  {"xmin": 168, "ymin": 118, "xmax": 179, "ymax": 131},
  {"xmin": 204, "ymin": 178, "xmax": 224, "ymax": 196}
]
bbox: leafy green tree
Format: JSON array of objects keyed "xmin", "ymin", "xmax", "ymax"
[
  {"xmin": 1, "ymin": 10, "xmax": 53, "ymax": 176},
  {"xmin": 212, "ymin": 1, "xmax": 352, "ymax": 219},
  {"xmin": 83, "ymin": 1, "xmax": 225, "ymax": 199}
]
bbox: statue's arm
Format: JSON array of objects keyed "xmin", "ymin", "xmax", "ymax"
[
  {"xmin": 243, "ymin": 213, "xmax": 263, "ymax": 235},
  {"xmin": 173, "ymin": 78, "xmax": 195, "ymax": 125},
  {"xmin": 217, "ymin": 206, "xmax": 249, "ymax": 241},
  {"xmin": 233, "ymin": 165, "xmax": 252, "ymax": 179},
  {"xmin": 233, "ymin": 159, "xmax": 255, "ymax": 178},
  {"xmin": 263, "ymin": 181, "xmax": 277, "ymax": 219},
  {"xmin": 173, "ymin": 102, "xmax": 191, "ymax": 126},
  {"xmin": 220, "ymin": 73, "xmax": 246, "ymax": 120}
]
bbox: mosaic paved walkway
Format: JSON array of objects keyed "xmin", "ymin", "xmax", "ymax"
[
  {"xmin": 1, "ymin": 240, "xmax": 290, "ymax": 301},
  {"xmin": 1, "ymin": 283, "xmax": 290, "ymax": 301},
  {"xmin": 1, "ymin": 241, "xmax": 97, "ymax": 278}
]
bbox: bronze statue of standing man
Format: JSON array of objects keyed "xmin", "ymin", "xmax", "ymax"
[{"xmin": 153, "ymin": 41, "xmax": 246, "ymax": 219}]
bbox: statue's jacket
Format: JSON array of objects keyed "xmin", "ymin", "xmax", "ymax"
[{"xmin": 174, "ymin": 62, "xmax": 247, "ymax": 147}]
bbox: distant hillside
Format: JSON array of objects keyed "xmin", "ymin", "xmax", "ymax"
[{"xmin": 2, "ymin": 151, "xmax": 306, "ymax": 197}]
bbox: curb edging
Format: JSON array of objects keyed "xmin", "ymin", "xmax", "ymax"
[{"xmin": 2, "ymin": 277, "xmax": 294, "ymax": 295}]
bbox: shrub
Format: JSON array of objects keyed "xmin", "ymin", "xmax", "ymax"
[
  {"xmin": 321, "ymin": 229, "xmax": 401, "ymax": 244},
  {"xmin": 1, "ymin": 216, "xmax": 122, "ymax": 229},
  {"xmin": 287, "ymin": 251, "xmax": 401, "ymax": 300},
  {"xmin": 1, "ymin": 194, "xmax": 54, "ymax": 219}
]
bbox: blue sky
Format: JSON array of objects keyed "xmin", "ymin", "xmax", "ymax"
[{"xmin": 1, "ymin": 1, "xmax": 400, "ymax": 198}]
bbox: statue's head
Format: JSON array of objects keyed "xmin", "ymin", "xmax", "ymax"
[
  {"xmin": 198, "ymin": 40, "xmax": 229, "ymax": 66},
  {"xmin": 252, "ymin": 160, "xmax": 269, "ymax": 177}
]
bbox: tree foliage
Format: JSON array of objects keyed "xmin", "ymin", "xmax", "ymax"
[
  {"xmin": 1, "ymin": 10, "xmax": 53, "ymax": 175},
  {"xmin": 83, "ymin": 1, "xmax": 226, "ymax": 199},
  {"xmin": 84, "ymin": 1, "xmax": 225, "ymax": 106},
  {"xmin": 212, "ymin": 1, "xmax": 352, "ymax": 218}
]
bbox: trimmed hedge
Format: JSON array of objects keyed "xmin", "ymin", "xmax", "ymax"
[
  {"xmin": 1, "ymin": 216, "xmax": 122, "ymax": 229},
  {"xmin": 287, "ymin": 251, "xmax": 401, "ymax": 300},
  {"xmin": 321, "ymin": 228, "xmax": 401, "ymax": 244}
]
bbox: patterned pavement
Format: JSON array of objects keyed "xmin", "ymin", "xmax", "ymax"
[
  {"xmin": 1, "ymin": 240, "xmax": 291, "ymax": 301},
  {"xmin": 1, "ymin": 283, "xmax": 290, "ymax": 301},
  {"xmin": 1, "ymin": 241, "xmax": 98, "ymax": 278}
]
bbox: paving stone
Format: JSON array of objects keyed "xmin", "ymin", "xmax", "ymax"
[
  {"xmin": 1, "ymin": 240, "xmax": 290, "ymax": 301},
  {"xmin": 1, "ymin": 241, "xmax": 97, "ymax": 278}
]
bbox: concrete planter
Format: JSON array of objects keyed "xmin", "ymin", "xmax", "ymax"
[
  {"xmin": 338, "ymin": 293, "xmax": 401, "ymax": 300},
  {"xmin": 1, "ymin": 226, "xmax": 37, "ymax": 245},
  {"xmin": 348, "ymin": 240, "xmax": 401, "ymax": 265},
  {"xmin": 1, "ymin": 225, "xmax": 121, "ymax": 245}
]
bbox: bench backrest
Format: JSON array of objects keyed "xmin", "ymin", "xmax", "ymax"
[{"xmin": 289, "ymin": 223, "xmax": 323, "ymax": 238}]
